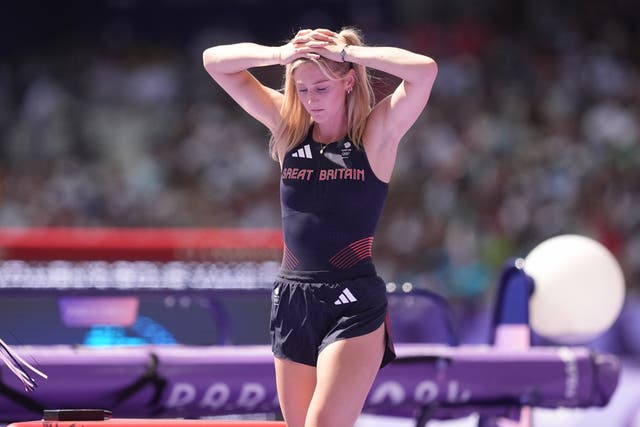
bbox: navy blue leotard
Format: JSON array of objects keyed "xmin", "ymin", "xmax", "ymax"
[{"xmin": 280, "ymin": 131, "xmax": 388, "ymax": 272}]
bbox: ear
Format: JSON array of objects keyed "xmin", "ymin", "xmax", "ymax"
[{"xmin": 344, "ymin": 69, "xmax": 356, "ymax": 92}]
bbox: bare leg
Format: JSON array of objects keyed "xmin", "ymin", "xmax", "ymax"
[
  {"xmin": 305, "ymin": 323, "xmax": 385, "ymax": 427},
  {"xmin": 274, "ymin": 356, "xmax": 317, "ymax": 427}
]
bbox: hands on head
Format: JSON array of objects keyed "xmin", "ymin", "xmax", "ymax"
[{"xmin": 279, "ymin": 28, "xmax": 348, "ymax": 64}]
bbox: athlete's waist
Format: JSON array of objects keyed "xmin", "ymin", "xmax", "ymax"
[{"xmin": 277, "ymin": 262, "xmax": 377, "ymax": 283}]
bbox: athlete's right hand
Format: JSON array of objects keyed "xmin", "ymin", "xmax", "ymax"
[{"xmin": 278, "ymin": 29, "xmax": 328, "ymax": 64}]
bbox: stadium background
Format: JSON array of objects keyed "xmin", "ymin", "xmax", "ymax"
[{"xmin": 0, "ymin": 0, "xmax": 639, "ymax": 425}]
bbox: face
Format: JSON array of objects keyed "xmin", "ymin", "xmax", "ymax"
[{"xmin": 292, "ymin": 61, "xmax": 352, "ymax": 124}]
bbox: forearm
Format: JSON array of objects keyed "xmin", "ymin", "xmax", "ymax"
[
  {"xmin": 202, "ymin": 43, "xmax": 282, "ymax": 74},
  {"xmin": 343, "ymin": 45, "xmax": 437, "ymax": 84}
]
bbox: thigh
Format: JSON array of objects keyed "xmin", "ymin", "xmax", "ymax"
[
  {"xmin": 305, "ymin": 323, "xmax": 385, "ymax": 427},
  {"xmin": 274, "ymin": 356, "xmax": 316, "ymax": 427}
]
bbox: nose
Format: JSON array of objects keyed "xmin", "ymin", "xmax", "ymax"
[{"xmin": 306, "ymin": 92, "xmax": 318, "ymax": 104}]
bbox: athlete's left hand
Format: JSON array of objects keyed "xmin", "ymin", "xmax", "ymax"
[{"xmin": 303, "ymin": 29, "xmax": 348, "ymax": 62}]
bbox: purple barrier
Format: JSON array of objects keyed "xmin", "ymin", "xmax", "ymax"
[{"xmin": 0, "ymin": 344, "xmax": 620, "ymax": 422}]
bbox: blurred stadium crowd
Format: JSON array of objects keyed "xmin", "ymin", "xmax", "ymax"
[{"xmin": 0, "ymin": 0, "xmax": 638, "ymax": 305}]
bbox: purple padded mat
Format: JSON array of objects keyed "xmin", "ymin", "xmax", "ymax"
[{"xmin": 0, "ymin": 344, "xmax": 620, "ymax": 421}]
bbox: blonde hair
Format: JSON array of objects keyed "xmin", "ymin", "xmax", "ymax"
[{"xmin": 269, "ymin": 27, "xmax": 375, "ymax": 161}]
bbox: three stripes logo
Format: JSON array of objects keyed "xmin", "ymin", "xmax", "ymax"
[
  {"xmin": 291, "ymin": 144, "xmax": 313, "ymax": 159},
  {"xmin": 334, "ymin": 288, "xmax": 358, "ymax": 305}
]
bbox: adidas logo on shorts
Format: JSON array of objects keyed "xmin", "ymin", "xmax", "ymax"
[{"xmin": 334, "ymin": 288, "xmax": 357, "ymax": 305}]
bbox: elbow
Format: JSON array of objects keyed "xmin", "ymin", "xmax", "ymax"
[
  {"xmin": 408, "ymin": 56, "xmax": 437, "ymax": 84},
  {"xmin": 202, "ymin": 47, "xmax": 214, "ymax": 71},
  {"xmin": 424, "ymin": 57, "xmax": 438, "ymax": 80},
  {"xmin": 202, "ymin": 47, "xmax": 221, "ymax": 72},
  {"xmin": 409, "ymin": 58, "xmax": 437, "ymax": 95},
  {"xmin": 416, "ymin": 58, "xmax": 438, "ymax": 88}
]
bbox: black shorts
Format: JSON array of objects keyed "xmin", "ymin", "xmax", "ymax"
[{"xmin": 269, "ymin": 264, "xmax": 396, "ymax": 368}]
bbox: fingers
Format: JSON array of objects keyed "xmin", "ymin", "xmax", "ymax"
[
  {"xmin": 293, "ymin": 28, "xmax": 340, "ymax": 45},
  {"xmin": 292, "ymin": 29, "xmax": 313, "ymax": 45},
  {"xmin": 287, "ymin": 28, "xmax": 344, "ymax": 62},
  {"xmin": 305, "ymin": 40, "xmax": 331, "ymax": 48},
  {"xmin": 311, "ymin": 28, "xmax": 338, "ymax": 42},
  {"xmin": 295, "ymin": 29, "xmax": 313, "ymax": 37}
]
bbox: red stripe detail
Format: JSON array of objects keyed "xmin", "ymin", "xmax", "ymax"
[
  {"xmin": 334, "ymin": 253, "xmax": 367, "ymax": 269},
  {"xmin": 329, "ymin": 238, "xmax": 373, "ymax": 264},
  {"xmin": 332, "ymin": 242, "xmax": 372, "ymax": 268},
  {"xmin": 329, "ymin": 237, "xmax": 373, "ymax": 261},
  {"xmin": 333, "ymin": 242, "xmax": 372, "ymax": 265},
  {"xmin": 329, "ymin": 237, "xmax": 374, "ymax": 269},
  {"xmin": 282, "ymin": 245, "xmax": 299, "ymax": 270}
]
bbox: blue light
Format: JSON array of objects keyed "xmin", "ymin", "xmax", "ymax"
[{"xmin": 83, "ymin": 316, "xmax": 177, "ymax": 346}]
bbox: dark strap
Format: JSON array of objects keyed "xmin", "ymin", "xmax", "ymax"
[
  {"xmin": 112, "ymin": 353, "xmax": 167, "ymax": 415},
  {"xmin": 0, "ymin": 380, "xmax": 45, "ymax": 418}
]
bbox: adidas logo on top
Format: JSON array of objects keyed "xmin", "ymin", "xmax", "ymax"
[
  {"xmin": 334, "ymin": 288, "xmax": 357, "ymax": 305},
  {"xmin": 292, "ymin": 144, "xmax": 312, "ymax": 159}
]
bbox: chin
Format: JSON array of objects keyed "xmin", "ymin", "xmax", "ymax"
[{"xmin": 309, "ymin": 112, "xmax": 329, "ymax": 123}]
